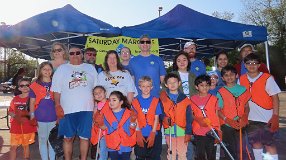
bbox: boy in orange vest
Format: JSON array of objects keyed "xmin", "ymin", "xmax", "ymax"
[
  {"xmin": 190, "ymin": 75, "xmax": 221, "ymax": 160},
  {"xmin": 217, "ymin": 65, "xmax": 251, "ymax": 159},
  {"xmin": 160, "ymin": 73, "xmax": 193, "ymax": 160},
  {"xmin": 132, "ymin": 76, "xmax": 162, "ymax": 160},
  {"xmin": 8, "ymin": 78, "xmax": 37, "ymax": 160},
  {"xmin": 239, "ymin": 53, "xmax": 280, "ymax": 160}
]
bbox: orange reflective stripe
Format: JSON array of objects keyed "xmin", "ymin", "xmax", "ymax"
[
  {"xmin": 29, "ymin": 82, "xmax": 54, "ymax": 110},
  {"xmin": 240, "ymin": 73, "xmax": 272, "ymax": 110}
]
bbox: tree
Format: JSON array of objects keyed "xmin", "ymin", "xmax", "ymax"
[
  {"xmin": 240, "ymin": 0, "xmax": 286, "ymax": 89},
  {"xmin": 5, "ymin": 49, "xmax": 38, "ymax": 80},
  {"xmin": 212, "ymin": 11, "xmax": 235, "ymax": 21}
]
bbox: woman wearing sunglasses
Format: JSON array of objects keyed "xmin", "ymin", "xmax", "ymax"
[{"xmin": 50, "ymin": 42, "xmax": 69, "ymax": 71}]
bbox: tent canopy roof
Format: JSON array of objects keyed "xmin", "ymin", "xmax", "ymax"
[{"xmin": 0, "ymin": 4, "xmax": 120, "ymax": 60}]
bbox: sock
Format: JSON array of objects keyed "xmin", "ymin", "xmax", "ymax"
[{"xmin": 253, "ymin": 148, "xmax": 263, "ymax": 160}]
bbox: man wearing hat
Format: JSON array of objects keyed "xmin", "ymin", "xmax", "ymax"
[
  {"xmin": 184, "ymin": 41, "xmax": 206, "ymax": 77},
  {"xmin": 234, "ymin": 44, "xmax": 269, "ymax": 76}
]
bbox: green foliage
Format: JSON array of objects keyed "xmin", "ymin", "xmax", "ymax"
[{"xmin": 1, "ymin": 49, "xmax": 37, "ymax": 81}]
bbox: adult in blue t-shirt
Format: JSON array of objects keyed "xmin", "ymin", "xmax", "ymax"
[
  {"xmin": 129, "ymin": 35, "xmax": 166, "ymax": 98},
  {"xmin": 183, "ymin": 41, "xmax": 206, "ymax": 77}
]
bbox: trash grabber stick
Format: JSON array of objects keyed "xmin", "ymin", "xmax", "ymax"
[
  {"xmin": 95, "ymin": 128, "xmax": 102, "ymax": 160},
  {"xmin": 239, "ymin": 128, "xmax": 242, "ymax": 160},
  {"xmin": 201, "ymin": 109, "xmax": 235, "ymax": 160},
  {"xmin": 168, "ymin": 118, "xmax": 172, "ymax": 160}
]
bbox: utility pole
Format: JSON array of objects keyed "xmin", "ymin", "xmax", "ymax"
[{"xmin": 158, "ymin": 7, "xmax": 163, "ymax": 17}]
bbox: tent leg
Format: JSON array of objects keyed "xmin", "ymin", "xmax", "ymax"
[{"xmin": 264, "ymin": 41, "xmax": 270, "ymax": 73}]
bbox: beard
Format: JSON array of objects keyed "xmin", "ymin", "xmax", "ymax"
[{"xmin": 188, "ymin": 52, "xmax": 196, "ymax": 58}]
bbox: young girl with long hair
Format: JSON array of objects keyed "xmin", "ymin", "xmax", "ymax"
[
  {"xmin": 94, "ymin": 91, "xmax": 137, "ymax": 160},
  {"xmin": 29, "ymin": 61, "xmax": 57, "ymax": 160},
  {"xmin": 172, "ymin": 50, "xmax": 197, "ymax": 97},
  {"xmin": 90, "ymin": 86, "xmax": 108, "ymax": 160}
]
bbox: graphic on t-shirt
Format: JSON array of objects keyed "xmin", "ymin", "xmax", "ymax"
[
  {"xmin": 105, "ymin": 76, "xmax": 125, "ymax": 86},
  {"xmin": 141, "ymin": 108, "xmax": 149, "ymax": 114},
  {"xmin": 69, "ymin": 71, "xmax": 88, "ymax": 89},
  {"xmin": 150, "ymin": 61, "xmax": 154, "ymax": 65}
]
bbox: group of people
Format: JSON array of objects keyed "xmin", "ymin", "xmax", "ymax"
[{"xmin": 7, "ymin": 34, "xmax": 281, "ymax": 160}]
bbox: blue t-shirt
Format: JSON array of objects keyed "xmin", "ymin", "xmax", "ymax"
[
  {"xmin": 135, "ymin": 95, "xmax": 162, "ymax": 137},
  {"xmin": 189, "ymin": 59, "xmax": 206, "ymax": 77},
  {"xmin": 122, "ymin": 64, "xmax": 133, "ymax": 75},
  {"xmin": 129, "ymin": 54, "xmax": 166, "ymax": 97},
  {"xmin": 240, "ymin": 62, "xmax": 248, "ymax": 76},
  {"xmin": 215, "ymin": 69, "xmax": 225, "ymax": 88},
  {"xmin": 105, "ymin": 108, "xmax": 132, "ymax": 153},
  {"xmin": 209, "ymin": 86, "xmax": 220, "ymax": 96},
  {"xmin": 29, "ymin": 81, "xmax": 57, "ymax": 122}
]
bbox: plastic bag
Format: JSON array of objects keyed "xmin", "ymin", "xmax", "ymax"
[{"xmin": 48, "ymin": 125, "xmax": 64, "ymax": 158}]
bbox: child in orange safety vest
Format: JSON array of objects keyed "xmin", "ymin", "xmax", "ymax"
[
  {"xmin": 190, "ymin": 75, "xmax": 221, "ymax": 160},
  {"xmin": 132, "ymin": 76, "xmax": 162, "ymax": 160},
  {"xmin": 217, "ymin": 65, "xmax": 251, "ymax": 159},
  {"xmin": 239, "ymin": 53, "xmax": 281, "ymax": 160},
  {"xmin": 160, "ymin": 73, "xmax": 193, "ymax": 160},
  {"xmin": 90, "ymin": 86, "xmax": 108, "ymax": 160},
  {"xmin": 93, "ymin": 91, "xmax": 137, "ymax": 160}
]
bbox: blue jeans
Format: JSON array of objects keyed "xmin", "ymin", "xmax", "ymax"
[
  {"xmin": 109, "ymin": 151, "xmax": 131, "ymax": 160},
  {"xmin": 99, "ymin": 136, "xmax": 108, "ymax": 160},
  {"xmin": 186, "ymin": 141, "xmax": 194, "ymax": 160},
  {"xmin": 38, "ymin": 121, "xmax": 56, "ymax": 160}
]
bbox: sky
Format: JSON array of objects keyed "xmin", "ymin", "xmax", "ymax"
[{"xmin": 0, "ymin": 0, "xmax": 246, "ymax": 27}]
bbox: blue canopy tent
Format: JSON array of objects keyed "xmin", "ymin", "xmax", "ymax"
[
  {"xmin": 0, "ymin": 4, "xmax": 120, "ymax": 60},
  {"xmin": 122, "ymin": 4, "xmax": 269, "ymax": 68}
]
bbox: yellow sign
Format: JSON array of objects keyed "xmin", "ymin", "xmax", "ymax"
[{"xmin": 85, "ymin": 36, "xmax": 159, "ymax": 65}]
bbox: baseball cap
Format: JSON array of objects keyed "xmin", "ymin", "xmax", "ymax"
[
  {"xmin": 184, "ymin": 41, "xmax": 196, "ymax": 49},
  {"xmin": 139, "ymin": 34, "xmax": 151, "ymax": 41},
  {"xmin": 207, "ymin": 71, "xmax": 219, "ymax": 78},
  {"xmin": 239, "ymin": 44, "xmax": 256, "ymax": 52}
]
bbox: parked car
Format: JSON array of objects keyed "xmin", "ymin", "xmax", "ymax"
[{"xmin": 0, "ymin": 78, "xmax": 14, "ymax": 93}]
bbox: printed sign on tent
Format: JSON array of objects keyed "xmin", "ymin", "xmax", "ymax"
[{"xmin": 85, "ymin": 36, "xmax": 159, "ymax": 65}]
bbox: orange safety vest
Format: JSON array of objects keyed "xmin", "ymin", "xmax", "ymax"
[
  {"xmin": 29, "ymin": 81, "xmax": 54, "ymax": 110},
  {"xmin": 240, "ymin": 73, "xmax": 273, "ymax": 110},
  {"xmin": 90, "ymin": 101, "xmax": 109, "ymax": 145},
  {"xmin": 132, "ymin": 97, "xmax": 160, "ymax": 130},
  {"xmin": 190, "ymin": 95, "xmax": 220, "ymax": 132},
  {"xmin": 218, "ymin": 87, "xmax": 250, "ymax": 125},
  {"xmin": 160, "ymin": 91, "xmax": 190, "ymax": 129},
  {"xmin": 102, "ymin": 107, "xmax": 136, "ymax": 150}
]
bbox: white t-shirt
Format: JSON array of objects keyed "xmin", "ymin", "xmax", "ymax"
[
  {"xmin": 97, "ymin": 70, "xmax": 137, "ymax": 97},
  {"xmin": 51, "ymin": 63, "xmax": 98, "ymax": 114},
  {"xmin": 179, "ymin": 71, "xmax": 190, "ymax": 97},
  {"xmin": 239, "ymin": 72, "xmax": 281, "ymax": 123}
]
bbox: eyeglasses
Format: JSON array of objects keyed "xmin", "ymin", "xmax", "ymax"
[
  {"xmin": 86, "ymin": 52, "xmax": 96, "ymax": 56},
  {"xmin": 69, "ymin": 51, "xmax": 81, "ymax": 55},
  {"xmin": 52, "ymin": 48, "xmax": 63, "ymax": 53},
  {"xmin": 245, "ymin": 62, "xmax": 260, "ymax": 65},
  {"xmin": 210, "ymin": 77, "xmax": 218, "ymax": 80},
  {"xmin": 139, "ymin": 40, "xmax": 151, "ymax": 44},
  {"xmin": 19, "ymin": 84, "xmax": 30, "ymax": 88}
]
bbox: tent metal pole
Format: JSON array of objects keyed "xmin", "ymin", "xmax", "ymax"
[{"xmin": 264, "ymin": 41, "xmax": 270, "ymax": 73}]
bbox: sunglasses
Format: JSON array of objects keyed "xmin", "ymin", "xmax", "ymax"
[
  {"xmin": 52, "ymin": 48, "xmax": 63, "ymax": 53},
  {"xmin": 139, "ymin": 40, "xmax": 151, "ymax": 44},
  {"xmin": 245, "ymin": 62, "xmax": 260, "ymax": 65},
  {"xmin": 86, "ymin": 52, "xmax": 97, "ymax": 56},
  {"xmin": 69, "ymin": 51, "xmax": 81, "ymax": 55},
  {"xmin": 19, "ymin": 84, "xmax": 30, "ymax": 88}
]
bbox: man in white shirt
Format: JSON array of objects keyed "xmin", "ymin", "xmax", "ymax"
[{"xmin": 52, "ymin": 46, "xmax": 98, "ymax": 160}]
